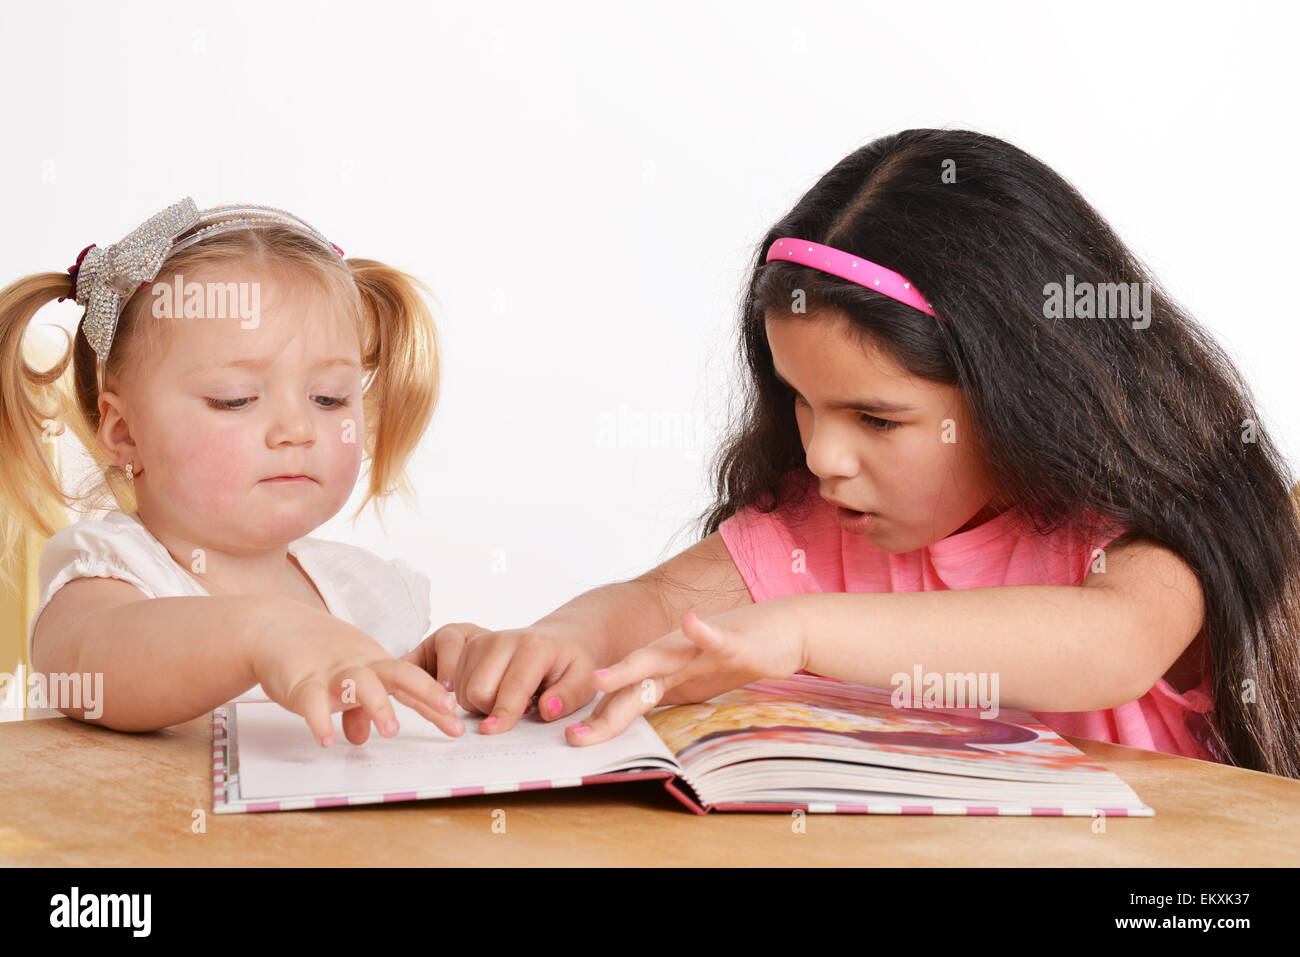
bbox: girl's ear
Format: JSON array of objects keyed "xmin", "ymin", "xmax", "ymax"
[{"xmin": 96, "ymin": 391, "xmax": 138, "ymax": 473}]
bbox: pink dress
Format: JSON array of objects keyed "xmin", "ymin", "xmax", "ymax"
[{"xmin": 717, "ymin": 471, "xmax": 1219, "ymax": 762}]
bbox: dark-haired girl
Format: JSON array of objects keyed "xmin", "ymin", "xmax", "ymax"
[{"xmin": 410, "ymin": 129, "xmax": 1300, "ymax": 778}]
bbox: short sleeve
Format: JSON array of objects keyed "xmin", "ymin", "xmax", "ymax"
[
  {"xmin": 30, "ymin": 516, "xmax": 189, "ymax": 659},
  {"xmin": 719, "ymin": 506, "xmax": 796, "ymax": 603},
  {"xmin": 717, "ymin": 471, "xmax": 843, "ymax": 602},
  {"xmin": 1078, "ymin": 515, "xmax": 1137, "ymax": 584}
]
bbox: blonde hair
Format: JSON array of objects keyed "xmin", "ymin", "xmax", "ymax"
[{"xmin": 0, "ymin": 222, "xmax": 441, "ymax": 578}]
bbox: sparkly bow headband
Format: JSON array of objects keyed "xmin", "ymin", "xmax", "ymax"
[
  {"xmin": 58, "ymin": 197, "xmax": 346, "ymax": 363},
  {"xmin": 765, "ymin": 237, "xmax": 945, "ymax": 322}
]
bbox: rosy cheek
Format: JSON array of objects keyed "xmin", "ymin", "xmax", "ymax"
[
  {"xmin": 912, "ymin": 442, "xmax": 964, "ymax": 509},
  {"xmin": 155, "ymin": 413, "xmax": 255, "ymax": 514}
]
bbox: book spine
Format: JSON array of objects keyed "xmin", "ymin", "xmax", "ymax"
[
  {"xmin": 212, "ymin": 707, "xmax": 235, "ymax": 813},
  {"xmin": 662, "ymin": 776, "xmax": 710, "ymax": 815}
]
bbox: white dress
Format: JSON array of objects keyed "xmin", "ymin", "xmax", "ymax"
[{"xmin": 29, "ymin": 511, "xmax": 432, "ymax": 703}]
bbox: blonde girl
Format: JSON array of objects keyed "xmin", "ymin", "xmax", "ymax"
[{"xmin": 1, "ymin": 198, "xmax": 463, "ymax": 747}]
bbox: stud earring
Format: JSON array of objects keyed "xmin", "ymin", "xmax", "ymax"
[{"xmin": 125, "ymin": 462, "xmax": 134, "ymax": 481}]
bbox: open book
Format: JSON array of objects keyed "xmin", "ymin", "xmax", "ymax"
[{"xmin": 212, "ymin": 673, "xmax": 1153, "ymax": 816}]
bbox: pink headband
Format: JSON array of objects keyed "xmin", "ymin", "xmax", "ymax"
[{"xmin": 764, "ymin": 237, "xmax": 944, "ymax": 322}]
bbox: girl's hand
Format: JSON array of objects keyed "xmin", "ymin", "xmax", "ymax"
[
  {"xmin": 401, "ymin": 621, "xmax": 598, "ymax": 732},
  {"xmin": 566, "ymin": 603, "xmax": 807, "ymax": 746},
  {"xmin": 248, "ymin": 600, "xmax": 464, "ymax": 747}
]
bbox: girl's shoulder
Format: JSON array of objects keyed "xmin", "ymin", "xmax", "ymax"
[
  {"xmin": 38, "ymin": 511, "xmax": 177, "ymax": 584},
  {"xmin": 44, "ymin": 509, "xmax": 153, "ymax": 540},
  {"xmin": 32, "ymin": 512, "xmax": 204, "ymax": 649}
]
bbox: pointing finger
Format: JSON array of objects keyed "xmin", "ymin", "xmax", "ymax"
[
  {"xmin": 566, "ymin": 681, "xmax": 661, "ymax": 747},
  {"xmin": 590, "ymin": 636, "xmax": 696, "ymax": 694}
]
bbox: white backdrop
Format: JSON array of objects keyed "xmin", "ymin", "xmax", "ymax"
[{"xmin": 4, "ymin": 0, "xmax": 1296, "ymax": 632}]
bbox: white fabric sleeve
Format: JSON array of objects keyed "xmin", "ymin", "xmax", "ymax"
[
  {"xmin": 30, "ymin": 519, "xmax": 158, "ymax": 658},
  {"xmin": 390, "ymin": 557, "xmax": 432, "ymax": 654}
]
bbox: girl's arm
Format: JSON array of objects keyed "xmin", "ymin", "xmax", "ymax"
[
  {"xmin": 31, "ymin": 576, "xmax": 460, "ymax": 739},
  {"xmin": 31, "ymin": 577, "xmax": 267, "ymax": 730},
  {"xmin": 792, "ymin": 538, "xmax": 1205, "ymax": 712},
  {"xmin": 573, "ymin": 538, "xmax": 1205, "ymax": 743},
  {"xmin": 786, "ymin": 587, "xmax": 1143, "ymax": 712},
  {"xmin": 419, "ymin": 531, "xmax": 753, "ymax": 729},
  {"xmin": 536, "ymin": 530, "xmax": 754, "ymax": 666}
]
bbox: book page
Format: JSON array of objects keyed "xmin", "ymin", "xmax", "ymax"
[
  {"xmin": 234, "ymin": 695, "xmax": 677, "ymax": 801},
  {"xmin": 647, "ymin": 675, "xmax": 1123, "ymax": 781},
  {"xmin": 641, "ymin": 675, "xmax": 1151, "ymax": 811}
]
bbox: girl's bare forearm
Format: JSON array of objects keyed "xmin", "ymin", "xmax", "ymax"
[
  {"xmin": 787, "ymin": 585, "xmax": 1148, "ymax": 713},
  {"xmin": 531, "ymin": 538, "xmax": 752, "ymax": 667},
  {"xmin": 31, "ymin": 594, "xmax": 277, "ymax": 731}
]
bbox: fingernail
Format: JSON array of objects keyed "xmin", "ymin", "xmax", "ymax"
[
  {"xmin": 440, "ymin": 678, "xmax": 453, "ymax": 691},
  {"xmin": 384, "ymin": 719, "xmax": 398, "ymax": 735},
  {"xmin": 593, "ymin": 668, "xmax": 609, "ymax": 676},
  {"xmin": 452, "ymin": 719, "xmax": 464, "ymax": 734},
  {"xmin": 569, "ymin": 723, "xmax": 589, "ymax": 735},
  {"xmin": 320, "ymin": 734, "xmax": 334, "ymax": 747},
  {"xmin": 482, "ymin": 715, "xmax": 497, "ymax": 726},
  {"xmin": 547, "ymin": 695, "xmax": 561, "ymax": 717}
]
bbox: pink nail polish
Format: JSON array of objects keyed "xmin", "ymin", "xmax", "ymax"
[
  {"xmin": 384, "ymin": 719, "xmax": 398, "ymax": 735},
  {"xmin": 547, "ymin": 695, "xmax": 561, "ymax": 716},
  {"xmin": 482, "ymin": 715, "xmax": 497, "ymax": 726},
  {"xmin": 593, "ymin": 668, "xmax": 609, "ymax": 676},
  {"xmin": 569, "ymin": 723, "xmax": 589, "ymax": 735},
  {"xmin": 320, "ymin": 734, "xmax": 334, "ymax": 747}
]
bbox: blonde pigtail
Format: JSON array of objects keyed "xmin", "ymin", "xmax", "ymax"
[
  {"xmin": 0, "ymin": 272, "xmax": 79, "ymax": 574},
  {"xmin": 348, "ymin": 259, "xmax": 441, "ymax": 518}
]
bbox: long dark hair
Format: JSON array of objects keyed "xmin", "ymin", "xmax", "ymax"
[{"xmin": 700, "ymin": 128, "xmax": 1300, "ymax": 778}]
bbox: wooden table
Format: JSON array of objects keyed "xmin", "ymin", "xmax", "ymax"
[{"xmin": 2, "ymin": 712, "xmax": 1299, "ymax": 866}]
